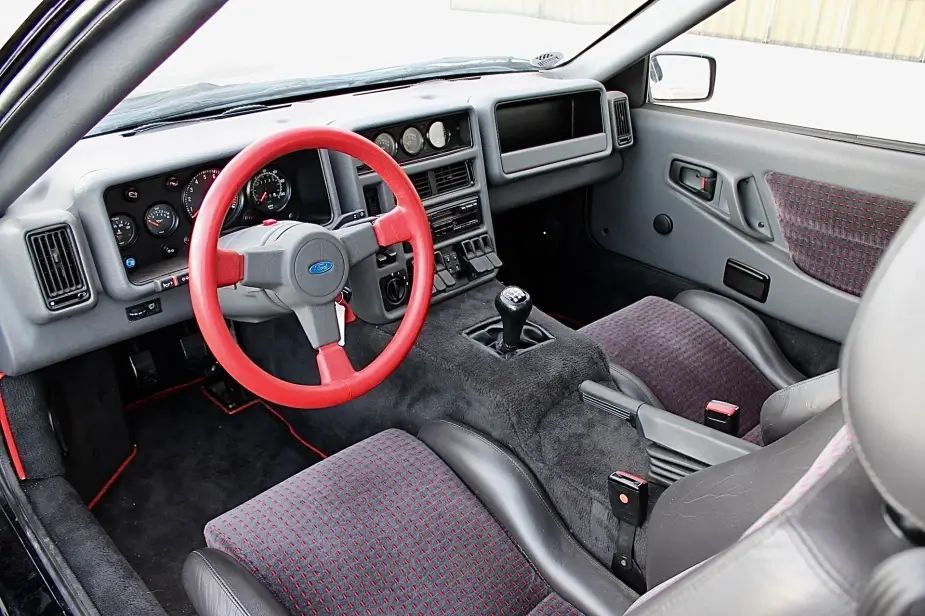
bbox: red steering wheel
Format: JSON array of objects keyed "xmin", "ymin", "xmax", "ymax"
[{"xmin": 189, "ymin": 127, "xmax": 434, "ymax": 408}]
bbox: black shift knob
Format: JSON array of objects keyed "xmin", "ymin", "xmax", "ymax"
[{"xmin": 495, "ymin": 286, "xmax": 532, "ymax": 352}]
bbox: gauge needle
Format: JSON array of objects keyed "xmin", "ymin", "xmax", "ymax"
[
  {"xmin": 150, "ymin": 221, "xmax": 161, "ymax": 227},
  {"xmin": 260, "ymin": 192, "xmax": 268, "ymax": 203}
]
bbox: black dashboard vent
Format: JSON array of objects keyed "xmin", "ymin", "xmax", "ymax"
[
  {"xmin": 612, "ymin": 96, "xmax": 634, "ymax": 148},
  {"xmin": 408, "ymin": 161, "xmax": 474, "ymax": 201},
  {"xmin": 433, "ymin": 161, "xmax": 473, "ymax": 195},
  {"xmin": 26, "ymin": 224, "xmax": 90, "ymax": 311},
  {"xmin": 409, "ymin": 171, "xmax": 434, "ymax": 200}
]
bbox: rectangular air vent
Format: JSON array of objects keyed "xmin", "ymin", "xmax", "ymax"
[
  {"xmin": 611, "ymin": 96, "xmax": 634, "ymax": 148},
  {"xmin": 408, "ymin": 161, "xmax": 473, "ymax": 201},
  {"xmin": 433, "ymin": 161, "xmax": 473, "ymax": 194},
  {"xmin": 26, "ymin": 225, "xmax": 90, "ymax": 311},
  {"xmin": 409, "ymin": 171, "xmax": 434, "ymax": 200}
]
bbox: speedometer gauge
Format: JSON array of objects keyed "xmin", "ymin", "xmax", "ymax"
[
  {"xmin": 182, "ymin": 168, "xmax": 245, "ymax": 224},
  {"xmin": 247, "ymin": 168, "xmax": 291, "ymax": 214}
]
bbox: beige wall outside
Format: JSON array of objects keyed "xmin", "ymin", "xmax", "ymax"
[{"xmin": 451, "ymin": 0, "xmax": 925, "ymax": 61}]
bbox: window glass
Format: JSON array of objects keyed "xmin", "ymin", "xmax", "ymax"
[{"xmin": 652, "ymin": 0, "xmax": 925, "ymax": 145}]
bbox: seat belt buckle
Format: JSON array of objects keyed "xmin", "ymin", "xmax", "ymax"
[
  {"xmin": 705, "ymin": 399, "xmax": 740, "ymax": 436},
  {"xmin": 608, "ymin": 470, "xmax": 649, "ymax": 527}
]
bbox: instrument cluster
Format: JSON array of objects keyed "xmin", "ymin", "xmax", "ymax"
[{"xmin": 104, "ymin": 150, "xmax": 332, "ymax": 283}]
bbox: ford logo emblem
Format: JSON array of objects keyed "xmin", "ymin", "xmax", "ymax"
[{"xmin": 308, "ymin": 260, "xmax": 334, "ymax": 275}]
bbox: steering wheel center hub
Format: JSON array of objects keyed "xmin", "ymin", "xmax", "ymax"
[{"xmin": 292, "ymin": 234, "xmax": 348, "ymax": 302}]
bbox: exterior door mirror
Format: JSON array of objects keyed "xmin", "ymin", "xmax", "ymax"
[{"xmin": 649, "ymin": 53, "xmax": 716, "ymax": 103}]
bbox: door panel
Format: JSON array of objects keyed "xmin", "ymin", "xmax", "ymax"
[{"xmin": 590, "ymin": 107, "xmax": 925, "ymax": 341}]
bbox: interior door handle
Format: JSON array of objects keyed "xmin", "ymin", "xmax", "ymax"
[{"xmin": 670, "ymin": 160, "xmax": 717, "ymax": 201}]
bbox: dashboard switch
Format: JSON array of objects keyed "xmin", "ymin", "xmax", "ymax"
[
  {"xmin": 161, "ymin": 244, "xmax": 178, "ymax": 258},
  {"xmin": 126, "ymin": 298, "xmax": 161, "ymax": 322},
  {"xmin": 124, "ymin": 256, "xmax": 137, "ymax": 270},
  {"xmin": 158, "ymin": 277, "xmax": 178, "ymax": 291}
]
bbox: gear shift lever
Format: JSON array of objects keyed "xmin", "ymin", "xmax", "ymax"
[{"xmin": 495, "ymin": 286, "xmax": 532, "ymax": 353}]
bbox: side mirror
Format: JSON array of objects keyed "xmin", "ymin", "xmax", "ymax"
[{"xmin": 649, "ymin": 53, "xmax": 716, "ymax": 103}]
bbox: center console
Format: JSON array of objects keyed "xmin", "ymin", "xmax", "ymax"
[{"xmin": 333, "ymin": 107, "xmax": 502, "ymax": 324}]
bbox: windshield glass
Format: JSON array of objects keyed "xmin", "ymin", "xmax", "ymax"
[{"xmin": 88, "ymin": 0, "xmax": 647, "ymax": 134}]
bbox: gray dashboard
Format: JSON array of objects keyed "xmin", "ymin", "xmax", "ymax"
[{"xmin": 0, "ymin": 72, "xmax": 626, "ymax": 376}]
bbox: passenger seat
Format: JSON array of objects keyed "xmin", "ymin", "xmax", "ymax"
[{"xmin": 580, "ymin": 290, "xmax": 839, "ymax": 444}]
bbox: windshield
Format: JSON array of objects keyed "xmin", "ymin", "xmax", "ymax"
[{"xmin": 86, "ymin": 0, "xmax": 647, "ymax": 134}]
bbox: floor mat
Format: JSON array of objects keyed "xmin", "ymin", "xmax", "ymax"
[{"xmin": 92, "ymin": 388, "xmax": 323, "ymax": 616}]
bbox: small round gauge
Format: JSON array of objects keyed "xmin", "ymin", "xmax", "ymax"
[
  {"xmin": 144, "ymin": 203, "xmax": 179, "ymax": 238},
  {"xmin": 181, "ymin": 168, "xmax": 245, "ymax": 224},
  {"xmin": 247, "ymin": 168, "xmax": 292, "ymax": 214},
  {"xmin": 110, "ymin": 214, "xmax": 137, "ymax": 248},
  {"xmin": 374, "ymin": 132, "xmax": 398, "ymax": 157},
  {"xmin": 401, "ymin": 126, "xmax": 425, "ymax": 155},
  {"xmin": 427, "ymin": 121, "xmax": 449, "ymax": 149}
]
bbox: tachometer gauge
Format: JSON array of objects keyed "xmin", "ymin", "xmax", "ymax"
[
  {"xmin": 374, "ymin": 132, "xmax": 398, "ymax": 157},
  {"xmin": 247, "ymin": 167, "xmax": 292, "ymax": 214},
  {"xmin": 182, "ymin": 168, "xmax": 245, "ymax": 224},
  {"xmin": 110, "ymin": 214, "xmax": 137, "ymax": 248},
  {"xmin": 401, "ymin": 126, "xmax": 425, "ymax": 155},
  {"xmin": 144, "ymin": 203, "xmax": 179, "ymax": 238},
  {"xmin": 427, "ymin": 121, "xmax": 449, "ymax": 149}
]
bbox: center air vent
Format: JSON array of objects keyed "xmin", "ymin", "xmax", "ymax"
[
  {"xmin": 610, "ymin": 95, "xmax": 634, "ymax": 148},
  {"xmin": 26, "ymin": 225, "xmax": 90, "ymax": 311},
  {"xmin": 409, "ymin": 171, "xmax": 434, "ymax": 200},
  {"xmin": 408, "ymin": 161, "xmax": 473, "ymax": 201}
]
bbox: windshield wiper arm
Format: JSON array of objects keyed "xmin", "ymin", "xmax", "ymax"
[{"xmin": 120, "ymin": 102, "xmax": 287, "ymax": 136}]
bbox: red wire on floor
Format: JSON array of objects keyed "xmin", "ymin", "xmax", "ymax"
[
  {"xmin": 124, "ymin": 377, "xmax": 206, "ymax": 412},
  {"xmin": 88, "ymin": 445, "xmax": 138, "ymax": 510}
]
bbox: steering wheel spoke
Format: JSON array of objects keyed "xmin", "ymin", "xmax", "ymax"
[
  {"xmin": 335, "ymin": 222, "xmax": 380, "ymax": 266},
  {"xmin": 238, "ymin": 245, "xmax": 288, "ymax": 289},
  {"xmin": 316, "ymin": 343, "xmax": 355, "ymax": 385},
  {"xmin": 293, "ymin": 302, "xmax": 343, "ymax": 349},
  {"xmin": 372, "ymin": 208, "xmax": 413, "ymax": 247},
  {"xmin": 215, "ymin": 249, "xmax": 245, "ymax": 287}
]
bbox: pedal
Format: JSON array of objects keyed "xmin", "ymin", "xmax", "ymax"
[
  {"xmin": 179, "ymin": 333, "xmax": 211, "ymax": 370},
  {"xmin": 128, "ymin": 350, "xmax": 159, "ymax": 389},
  {"xmin": 203, "ymin": 364, "xmax": 255, "ymax": 412}
]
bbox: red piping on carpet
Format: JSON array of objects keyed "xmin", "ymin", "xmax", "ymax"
[
  {"xmin": 124, "ymin": 377, "xmax": 206, "ymax": 411},
  {"xmin": 198, "ymin": 387, "xmax": 328, "ymax": 458},
  {"xmin": 260, "ymin": 402, "xmax": 328, "ymax": 459},
  {"xmin": 0, "ymin": 373, "xmax": 26, "ymax": 480},
  {"xmin": 88, "ymin": 445, "xmax": 138, "ymax": 510},
  {"xmin": 199, "ymin": 386, "xmax": 262, "ymax": 416}
]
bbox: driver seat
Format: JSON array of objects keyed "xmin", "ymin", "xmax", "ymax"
[{"xmin": 183, "ymin": 420, "xmax": 634, "ymax": 615}]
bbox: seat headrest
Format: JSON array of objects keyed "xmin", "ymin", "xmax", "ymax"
[{"xmin": 842, "ymin": 199, "xmax": 925, "ymax": 530}]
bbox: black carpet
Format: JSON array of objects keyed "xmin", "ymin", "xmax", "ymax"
[{"xmin": 91, "ymin": 388, "xmax": 323, "ymax": 616}]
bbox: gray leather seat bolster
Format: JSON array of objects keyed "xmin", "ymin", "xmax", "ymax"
[
  {"xmin": 609, "ymin": 363, "xmax": 663, "ymax": 408},
  {"xmin": 674, "ymin": 290, "xmax": 804, "ymax": 389},
  {"xmin": 418, "ymin": 419, "xmax": 635, "ymax": 616},
  {"xmin": 645, "ymin": 404, "xmax": 845, "ymax": 588},
  {"xmin": 629, "ymin": 443, "xmax": 911, "ymax": 616},
  {"xmin": 182, "ymin": 548, "xmax": 288, "ymax": 616},
  {"xmin": 761, "ymin": 369, "xmax": 840, "ymax": 444}
]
